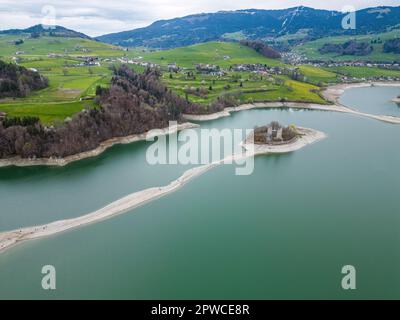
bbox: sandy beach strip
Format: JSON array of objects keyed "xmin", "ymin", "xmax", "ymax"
[
  {"xmin": 0, "ymin": 127, "xmax": 326, "ymax": 254},
  {"xmin": 0, "ymin": 122, "xmax": 199, "ymax": 168},
  {"xmin": 391, "ymin": 98, "xmax": 400, "ymax": 104},
  {"xmin": 183, "ymin": 82, "xmax": 400, "ymax": 125},
  {"xmin": 321, "ymin": 81, "xmax": 400, "ymax": 104},
  {"xmin": 184, "ymin": 102, "xmax": 400, "ymax": 125}
]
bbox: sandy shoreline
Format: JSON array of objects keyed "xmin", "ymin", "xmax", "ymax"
[
  {"xmin": 0, "ymin": 127, "xmax": 325, "ymax": 254},
  {"xmin": 0, "ymin": 123, "xmax": 198, "ymax": 168},
  {"xmin": 321, "ymin": 81, "xmax": 400, "ymax": 104},
  {"xmin": 183, "ymin": 81, "xmax": 400, "ymax": 125}
]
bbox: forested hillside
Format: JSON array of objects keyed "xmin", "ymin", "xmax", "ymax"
[{"xmin": 0, "ymin": 60, "xmax": 48, "ymax": 98}]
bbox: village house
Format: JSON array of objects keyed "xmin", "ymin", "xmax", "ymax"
[
  {"xmin": 168, "ymin": 63, "xmax": 180, "ymax": 73},
  {"xmin": 76, "ymin": 56, "xmax": 101, "ymax": 67},
  {"xmin": 195, "ymin": 64, "xmax": 220, "ymax": 74}
]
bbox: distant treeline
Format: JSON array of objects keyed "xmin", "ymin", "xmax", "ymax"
[
  {"xmin": 0, "ymin": 60, "xmax": 48, "ymax": 99},
  {"xmin": 383, "ymin": 38, "xmax": 400, "ymax": 54},
  {"xmin": 239, "ymin": 40, "xmax": 281, "ymax": 59},
  {"xmin": 0, "ymin": 66, "xmax": 198, "ymax": 159},
  {"xmin": 319, "ymin": 40, "xmax": 373, "ymax": 56}
]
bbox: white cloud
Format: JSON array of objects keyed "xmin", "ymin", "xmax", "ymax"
[{"xmin": 0, "ymin": 0, "xmax": 398, "ymax": 36}]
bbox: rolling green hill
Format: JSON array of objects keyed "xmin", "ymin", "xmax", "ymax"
[
  {"xmin": 138, "ymin": 41, "xmax": 284, "ymax": 68},
  {"xmin": 0, "ymin": 34, "xmax": 125, "ymax": 123},
  {"xmin": 294, "ymin": 30, "xmax": 400, "ymax": 62},
  {"xmin": 136, "ymin": 42, "xmax": 327, "ymax": 105},
  {"xmin": 1, "ymin": 32, "xmax": 399, "ymax": 124}
]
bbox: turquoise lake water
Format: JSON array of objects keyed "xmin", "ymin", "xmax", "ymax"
[{"xmin": 0, "ymin": 86, "xmax": 399, "ymax": 299}]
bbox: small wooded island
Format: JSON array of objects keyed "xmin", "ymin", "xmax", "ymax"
[
  {"xmin": 253, "ymin": 121, "xmax": 298, "ymax": 145},
  {"xmin": 392, "ymin": 95, "xmax": 400, "ymax": 104}
]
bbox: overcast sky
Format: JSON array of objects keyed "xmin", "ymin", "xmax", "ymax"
[{"xmin": 0, "ymin": 0, "xmax": 398, "ymax": 36}]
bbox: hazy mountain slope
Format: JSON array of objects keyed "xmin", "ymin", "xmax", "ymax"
[
  {"xmin": 0, "ymin": 24, "xmax": 91, "ymax": 39},
  {"xmin": 97, "ymin": 6, "xmax": 400, "ymax": 48}
]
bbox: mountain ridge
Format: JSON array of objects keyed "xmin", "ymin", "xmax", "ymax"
[
  {"xmin": 96, "ymin": 5, "xmax": 400, "ymax": 49},
  {"xmin": 0, "ymin": 24, "xmax": 91, "ymax": 39}
]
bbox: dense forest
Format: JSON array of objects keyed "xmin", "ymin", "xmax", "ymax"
[
  {"xmin": 384, "ymin": 38, "xmax": 400, "ymax": 54},
  {"xmin": 0, "ymin": 65, "xmax": 198, "ymax": 159},
  {"xmin": 0, "ymin": 60, "xmax": 48, "ymax": 98},
  {"xmin": 239, "ymin": 40, "xmax": 281, "ymax": 59},
  {"xmin": 319, "ymin": 41, "xmax": 373, "ymax": 56}
]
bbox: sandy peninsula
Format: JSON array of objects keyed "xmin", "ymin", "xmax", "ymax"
[
  {"xmin": 0, "ymin": 126, "xmax": 325, "ymax": 254},
  {"xmin": 183, "ymin": 82, "xmax": 400, "ymax": 125},
  {"xmin": 0, "ymin": 122, "xmax": 198, "ymax": 168}
]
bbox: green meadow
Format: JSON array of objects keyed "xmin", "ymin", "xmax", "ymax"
[
  {"xmin": 163, "ymin": 72, "xmax": 326, "ymax": 106},
  {"xmin": 1, "ymin": 34, "xmax": 399, "ymax": 124},
  {"xmin": 137, "ymin": 42, "xmax": 327, "ymax": 105},
  {"xmin": 293, "ymin": 30, "xmax": 400, "ymax": 62},
  {"xmin": 0, "ymin": 34, "xmax": 121, "ymax": 123},
  {"xmin": 298, "ymin": 65, "xmax": 339, "ymax": 84},
  {"xmin": 138, "ymin": 41, "xmax": 285, "ymax": 68},
  {"xmin": 323, "ymin": 66, "xmax": 400, "ymax": 79}
]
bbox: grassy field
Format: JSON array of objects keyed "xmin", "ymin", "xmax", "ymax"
[
  {"xmin": 0, "ymin": 101, "xmax": 94, "ymax": 124},
  {"xmin": 0, "ymin": 34, "xmax": 123, "ymax": 123},
  {"xmin": 294, "ymin": 30, "xmax": 400, "ymax": 62},
  {"xmin": 323, "ymin": 66, "xmax": 400, "ymax": 79},
  {"xmin": 137, "ymin": 41, "xmax": 284, "ymax": 68},
  {"xmin": 298, "ymin": 65, "xmax": 339, "ymax": 84},
  {"xmin": 163, "ymin": 70, "xmax": 326, "ymax": 106},
  {"xmin": 0, "ymin": 34, "xmax": 124, "ymax": 60},
  {"xmin": 133, "ymin": 41, "xmax": 327, "ymax": 105}
]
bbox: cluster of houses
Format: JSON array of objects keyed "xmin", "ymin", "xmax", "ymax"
[
  {"xmin": 281, "ymin": 52, "xmax": 307, "ymax": 65},
  {"xmin": 167, "ymin": 63, "xmax": 180, "ymax": 73},
  {"xmin": 75, "ymin": 56, "xmax": 101, "ymax": 67},
  {"xmin": 116, "ymin": 57, "xmax": 158, "ymax": 69},
  {"xmin": 231, "ymin": 64, "xmax": 285, "ymax": 75},
  {"xmin": 195, "ymin": 64, "xmax": 225, "ymax": 76}
]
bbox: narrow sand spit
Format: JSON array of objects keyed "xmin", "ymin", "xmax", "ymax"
[
  {"xmin": 0, "ymin": 127, "xmax": 326, "ymax": 254},
  {"xmin": 0, "ymin": 123, "xmax": 199, "ymax": 168},
  {"xmin": 183, "ymin": 82, "xmax": 400, "ymax": 125},
  {"xmin": 322, "ymin": 82, "xmax": 400, "ymax": 104}
]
